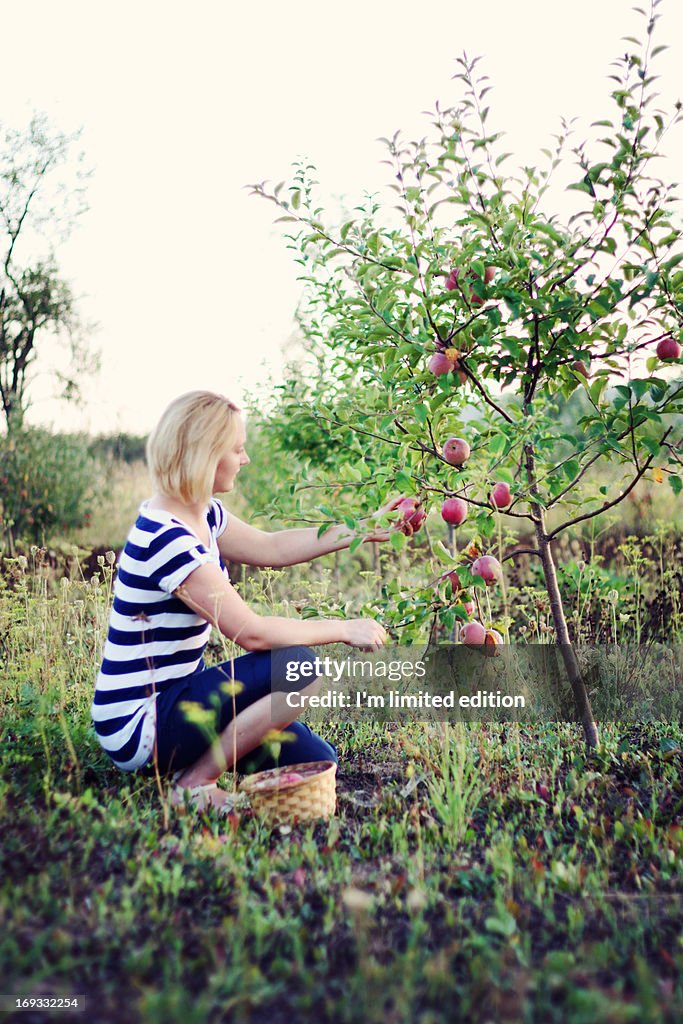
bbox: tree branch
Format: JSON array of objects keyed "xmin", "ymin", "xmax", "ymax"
[
  {"xmin": 458, "ymin": 359, "xmax": 516, "ymax": 424},
  {"xmin": 547, "ymin": 427, "xmax": 672, "ymax": 539}
]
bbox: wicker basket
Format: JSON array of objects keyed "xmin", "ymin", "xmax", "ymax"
[{"xmin": 238, "ymin": 760, "xmax": 337, "ymax": 825}]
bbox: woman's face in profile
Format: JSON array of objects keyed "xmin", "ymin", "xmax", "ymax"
[{"xmin": 212, "ymin": 416, "xmax": 249, "ymax": 494}]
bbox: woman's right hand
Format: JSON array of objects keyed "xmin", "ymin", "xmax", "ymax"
[{"xmin": 342, "ymin": 618, "xmax": 387, "ymax": 651}]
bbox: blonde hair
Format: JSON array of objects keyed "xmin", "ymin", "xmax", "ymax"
[{"xmin": 146, "ymin": 391, "xmax": 242, "ymax": 504}]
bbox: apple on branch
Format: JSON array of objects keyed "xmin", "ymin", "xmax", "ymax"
[
  {"xmin": 428, "ymin": 348, "xmax": 467, "ymax": 383},
  {"xmin": 395, "ymin": 496, "xmax": 427, "ymax": 537},
  {"xmin": 490, "ymin": 482, "xmax": 512, "ymax": 509},
  {"xmin": 483, "ymin": 629, "xmax": 504, "ymax": 656},
  {"xmin": 443, "ymin": 437, "xmax": 471, "ymax": 466},
  {"xmin": 460, "ymin": 620, "xmax": 487, "ymax": 644},
  {"xmin": 445, "ymin": 265, "xmax": 495, "ymax": 307},
  {"xmin": 441, "ymin": 497, "xmax": 468, "ymax": 525},
  {"xmin": 471, "ymin": 555, "xmax": 503, "ymax": 585},
  {"xmin": 656, "ymin": 336, "xmax": 682, "ymax": 361}
]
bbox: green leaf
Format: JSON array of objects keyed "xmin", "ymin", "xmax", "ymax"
[
  {"xmin": 479, "ymin": 515, "xmax": 495, "ymax": 539},
  {"xmin": 485, "ymin": 911, "xmax": 517, "ymax": 937},
  {"xmin": 662, "ymin": 252, "xmax": 683, "ymax": 271},
  {"xmin": 568, "ymin": 179, "xmax": 596, "ymax": 197},
  {"xmin": 589, "ymin": 376, "xmax": 610, "ymax": 403},
  {"xmin": 669, "ymin": 475, "xmax": 682, "ymax": 497},
  {"xmin": 641, "ymin": 437, "xmax": 661, "ymax": 457},
  {"xmin": 390, "ymin": 531, "xmax": 407, "ymax": 553},
  {"xmin": 434, "ymin": 540, "xmax": 458, "ymax": 565},
  {"xmin": 488, "ymin": 434, "xmax": 506, "ymax": 457},
  {"xmin": 349, "ymin": 536, "xmax": 365, "ymax": 554},
  {"xmin": 431, "ymin": 391, "xmax": 453, "ymax": 411}
]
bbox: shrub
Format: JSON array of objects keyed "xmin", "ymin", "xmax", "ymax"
[
  {"xmin": 87, "ymin": 432, "xmax": 148, "ymax": 464},
  {"xmin": 0, "ymin": 428, "xmax": 98, "ymax": 547}
]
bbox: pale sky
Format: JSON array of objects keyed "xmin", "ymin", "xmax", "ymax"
[{"xmin": 2, "ymin": 0, "xmax": 683, "ymax": 435}]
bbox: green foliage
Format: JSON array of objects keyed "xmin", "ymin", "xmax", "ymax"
[
  {"xmin": 0, "ymin": 428, "xmax": 98, "ymax": 545},
  {"xmin": 251, "ymin": 3, "xmax": 683, "ymax": 643},
  {"xmin": 87, "ymin": 432, "xmax": 148, "ymax": 464},
  {"xmin": 424, "ymin": 723, "xmax": 486, "ymax": 848}
]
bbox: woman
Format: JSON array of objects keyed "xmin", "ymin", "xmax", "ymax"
[{"xmin": 91, "ymin": 390, "xmax": 399, "ymax": 812}]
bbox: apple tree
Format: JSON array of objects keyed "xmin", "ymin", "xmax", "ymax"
[{"xmin": 250, "ymin": 0, "xmax": 683, "ymax": 748}]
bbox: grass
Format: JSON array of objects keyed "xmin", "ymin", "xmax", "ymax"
[{"xmin": 1, "ymin": 547, "xmax": 682, "ymax": 1022}]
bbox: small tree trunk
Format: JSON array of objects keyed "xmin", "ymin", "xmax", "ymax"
[
  {"xmin": 525, "ymin": 444, "xmax": 599, "ymax": 749},
  {"xmin": 447, "ymin": 523, "xmax": 459, "ymax": 643},
  {"xmin": 534, "ymin": 517, "xmax": 600, "ymax": 749}
]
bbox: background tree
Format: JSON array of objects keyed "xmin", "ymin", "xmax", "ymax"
[
  {"xmin": 0, "ymin": 112, "xmax": 92, "ymax": 433},
  {"xmin": 251, "ymin": 0, "xmax": 683, "ymax": 748}
]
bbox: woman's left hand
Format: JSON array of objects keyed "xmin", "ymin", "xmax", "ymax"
[{"xmin": 358, "ymin": 495, "xmax": 405, "ymax": 543}]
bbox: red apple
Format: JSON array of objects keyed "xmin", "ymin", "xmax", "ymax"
[
  {"xmin": 428, "ymin": 352, "xmax": 454, "ymax": 376},
  {"xmin": 279, "ymin": 772, "xmax": 305, "ymax": 785},
  {"xmin": 445, "ymin": 266, "xmax": 495, "ymax": 306},
  {"xmin": 471, "ymin": 555, "xmax": 503, "ymax": 585},
  {"xmin": 443, "ymin": 347, "xmax": 469, "ymax": 385},
  {"xmin": 444, "ymin": 269, "xmax": 460, "ymax": 292},
  {"xmin": 428, "ymin": 348, "xmax": 467, "ymax": 384},
  {"xmin": 462, "ymin": 597, "xmax": 475, "ymax": 617},
  {"xmin": 484, "ymin": 629, "xmax": 504, "ymax": 656},
  {"xmin": 443, "ymin": 437, "xmax": 470, "ymax": 466},
  {"xmin": 490, "ymin": 482, "xmax": 512, "ymax": 509},
  {"xmin": 396, "ymin": 497, "xmax": 427, "ymax": 536},
  {"xmin": 571, "ymin": 360, "xmax": 590, "ymax": 378},
  {"xmin": 460, "ymin": 620, "xmax": 487, "ymax": 644},
  {"xmin": 441, "ymin": 497, "xmax": 468, "ymax": 525},
  {"xmin": 656, "ymin": 336, "xmax": 682, "ymax": 361}
]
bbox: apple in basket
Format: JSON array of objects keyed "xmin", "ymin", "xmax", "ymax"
[{"xmin": 279, "ymin": 771, "xmax": 305, "ymax": 785}]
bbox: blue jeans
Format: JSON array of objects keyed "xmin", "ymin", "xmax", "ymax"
[{"xmin": 151, "ymin": 645, "xmax": 337, "ymax": 776}]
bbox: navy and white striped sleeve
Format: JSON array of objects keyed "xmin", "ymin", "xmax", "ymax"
[
  {"xmin": 146, "ymin": 526, "xmax": 212, "ymax": 594},
  {"xmin": 210, "ymin": 498, "xmax": 229, "ymax": 538}
]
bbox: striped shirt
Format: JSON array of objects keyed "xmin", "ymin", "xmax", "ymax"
[{"xmin": 91, "ymin": 498, "xmax": 230, "ymax": 771}]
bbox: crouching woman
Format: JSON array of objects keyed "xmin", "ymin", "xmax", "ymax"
[{"xmin": 90, "ymin": 391, "xmax": 396, "ymax": 812}]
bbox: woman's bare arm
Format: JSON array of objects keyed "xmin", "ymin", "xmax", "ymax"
[
  {"xmin": 174, "ymin": 562, "xmax": 386, "ymax": 652},
  {"xmin": 217, "ymin": 497, "xmax": 404, "ymax": 568}
]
